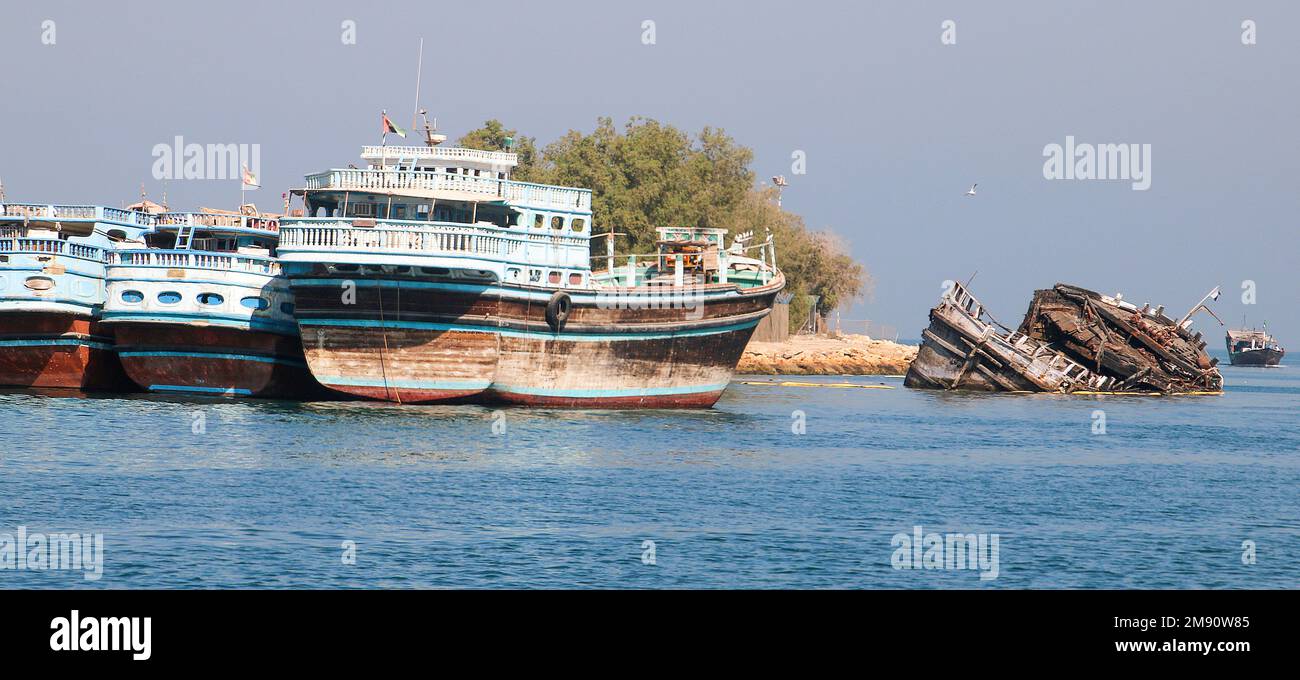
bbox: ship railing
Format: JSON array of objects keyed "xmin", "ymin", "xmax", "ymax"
[
  {"xmin": 360, "ymin": 145, "xmax": 518, "ymax": 166},
  {"xmin": 0, "ymin": 204, "xmax": 160, "ymax": 226},
  {"xmin": 0, "ymin": 237, "xmax": 104, "ymax": 260},
  {"xmin": 280, "ymin": 221, "xmax": 536, "ymax": 260},
  {"xmin": 105, "ymin": 249, "xmax": 280, "ymax": 274},
  {"xmin": 156, "ymin": 212, "xmax": 280, "ymax": 233},
  {"xmin": 302, "ymin": 169, "xmax": 592, "ymax": 211}
]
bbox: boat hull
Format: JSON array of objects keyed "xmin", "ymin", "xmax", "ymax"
[
  {"xmin": 111, "ymin": 323, "xmax": 322, "ymax": 398},
  {"xmin": 1228, "ymin": 347, "xmax": 1284, "ymax": 367},
  {"xmin": 290, "ymin": 276, "xmax": 780, "ymax": 407},
  {"xmin": 0, "ymin": 312, "xmax": 133, "ymax": 391}
]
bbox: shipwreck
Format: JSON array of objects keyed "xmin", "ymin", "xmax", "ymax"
[{"xmin": 905, "ymin": 281, "xmax": 1223, "ymax": 394}]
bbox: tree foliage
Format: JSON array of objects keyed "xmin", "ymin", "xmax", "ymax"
[
  {"xmin": 455, "ymin": 119, "xmax": 541, "ymax": 181},
  {"xmin": 457, "ymin": 118, "xmax": 869, "ymax": 317}
]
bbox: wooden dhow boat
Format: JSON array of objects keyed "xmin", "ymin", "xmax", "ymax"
[{"xmin": 275, "ymin": 118, "xmax": 784, "ymax": 407}]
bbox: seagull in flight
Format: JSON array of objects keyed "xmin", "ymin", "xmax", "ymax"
[{"xmin": 964, "ymin": 183, "xmax": 978, "ymax": 197}]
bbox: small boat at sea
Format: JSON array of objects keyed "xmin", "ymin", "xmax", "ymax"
[
  {"xmin": 275, "ymin": 118, "xmax": 784, "ymax": 407},
  {"xmin": 1225, "ymin": 326, "xmax": 1284, "ymax": 366},
  {"xmin": 0, "ymin": 203, "xmax": 153, "ymax": 390},
  {"xmin": 907, "ymin": 280, "xmax": 1224, "ymax": 394},
  {"xmin": 100, "ymin": 207, "xmax": 323, "ymax": 397}
]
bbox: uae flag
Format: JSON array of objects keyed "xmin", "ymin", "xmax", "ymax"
[{"xmin": 382, "ymin": 111, "xmax": 406, "ymax": 138}]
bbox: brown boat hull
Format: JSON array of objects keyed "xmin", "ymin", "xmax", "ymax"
[
  {"xmin": 0, "ymin": 312, "xmax": 134, "ymax": 391},
  {"xmin": 289, "ymin": 275, "xmax": 781, "ymax": 407}
]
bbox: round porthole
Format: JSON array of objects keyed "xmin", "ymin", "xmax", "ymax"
[
  {"xmin": 240, "ymin": 296, "xmax": 269, "ymax": 310},
  {"xmin": 157, "ymin": 291, "xmax": 182, "ymax": 304},
  {"xmin": 121, "ymin": 290, "xmax": 145, "ymax": 303},
  {"xmin": 197, "ymin": 292, "xmax": 224, "ymax": 306},
  {"xmin": 24, "ymin": 276, "xmax": 55, "ymax": 291}
]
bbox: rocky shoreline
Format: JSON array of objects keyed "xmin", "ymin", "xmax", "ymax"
[{"xmin": 736, "ymin": 334, "xmax": 918, "ymax": 376}]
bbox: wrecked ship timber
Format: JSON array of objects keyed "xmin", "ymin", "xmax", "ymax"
[{"xmin": 905, "ymin": 281, "xmax": 1223, "ymax": 394}]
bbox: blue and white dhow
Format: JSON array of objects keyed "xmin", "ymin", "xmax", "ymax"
[
  {"xmin": 276, "ymin": 118, "xmax": 784, "ymax": 407},
  {"xmin": 101, "ymin": 208, "xmax": 322, "ymax": 398},
  {"xmin": 0, "ymin": 203, "xmax": 153, "ymax": 390}
]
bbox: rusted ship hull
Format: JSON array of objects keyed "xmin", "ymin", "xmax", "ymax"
[
  {"xmin": 907, "ymin": 281, "xmax": 1222, "ymax": 394},
  {"xmin": 904, "ymin": 282, "xmax": 1115, "ymax": 393},
  {"xmin": 1019, "ymin": 284, "xmax": 1222, "ymax": 393},
  {"xmin": 0, "ymin": 312, "xmax": 134, "ymax": 391},
  {"xmin": 111, "ymin": 324, "xmax": 323, "ymax": 398},
  {"xmin": 289, "ymin": 276, "xmax": 781, "ymax": 407},
  {"xmin": 1227, "ymin": 347, "xmax": 1284, "ymax": 367}
]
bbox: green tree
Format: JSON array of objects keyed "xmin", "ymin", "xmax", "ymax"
[
  {"xmin": 458, "ymin": 117, "xmax": 869, "ymax": 319},
  {"xmin": 456, "ymin": 120, "xmax": 541, "ymax": 181}
]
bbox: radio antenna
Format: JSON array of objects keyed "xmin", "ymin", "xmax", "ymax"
[{"xmin": 411, "ymin": 37, "xmax": 424, "ymax": 134}]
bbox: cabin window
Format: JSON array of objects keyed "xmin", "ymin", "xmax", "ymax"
[
  {"xmin": 280, "ymin": 302, "xmax": 296, "ymax": 315},
  {"xmin": 120, "ymin": 290, "xmax": 144, "ymax": 304},
  {"xmin": 548, "ymin": 271, "xmax": 561, "ymax": 285},
  {"xmin": 157, "ymin": 291, "xmax": 183, "ymax": 305},
  {"xmin": 533, "ymin": 214, "xmax": 545, "ymax": 229},
  {"xmin": 506, "ymin": 267, "xmax": 521, "ymax": 282},
  {"xmin": 393, "ymin": 205, "xmax": 406, "ymax": 219},
  {"xmin": 568, "ymin": 273, "xmax": 583, "ymax": 285},
  {"xmin": 197, "ymin": 292, "xmax": 224, "ymax": 306},
  {"xmin": 417, "ymin": 204, "xmax": 430, "ymax": 216},
  {"xmin": 24, "ymin": 276, "xmax": 55, "ymax": 291},
  {"xmin": 551, "ymin": 216, "xmax": 564, "ymax": 230},
  {"xmin": 498, "ymin": 172, "xmax": 506, "ymax": 180},
  {"xmin": 352, "ymin": 203, "xmax": 374, "ymax": 217},
  {"xmin": 529, "ymin": 269, "xmax": 542, "ymax": 283},
  {"xmin": 241, "ymin": 296, "xmax": 270, "ymax": 311},
  {"xmin": 572, "ymin": 218, "xmax": 586, "ymax": 232}
]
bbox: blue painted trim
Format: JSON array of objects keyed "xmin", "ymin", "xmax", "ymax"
[
  {"xmin": 295, "ymin": 317, "xmax": 759, "ymax": 341},
  {"xmin": 288, "ymin": 277, "xmax": 749, "ymax": 304},
  {"xmin": 105, "ymin": 276, "xmax": 289, "ymax": 292},
  {"xmin": 315, "ymin": 375, "xmax": 490, "ymax": 391},
  {"xmin": 100, "ymin": 311, "xmax": 299, "ymax": 335},
  {"xmin": 491, "ymin": 382, "xmax": 729, "ymax": 398},
  {"xmin": 147, "ymin": 384, "xmax": 254, "ymax": 396},
  {"xmin": 0, "ymin": 338, "xmax": 112, "ymax": 351},
  {"xmin": 119, "ymin": 350, "xmax": 306, "ymax": 368}
]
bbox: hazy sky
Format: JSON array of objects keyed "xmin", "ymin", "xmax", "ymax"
[{"xmin": 3, "ymin": 1, "xmax": 1297, "ymax": 342}]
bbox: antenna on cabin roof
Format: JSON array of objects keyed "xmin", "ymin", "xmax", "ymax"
[
  {"xmin": 411, "ymin": 37, "xmax": 424, "ymax": 134},
  {"xmin": 0, "ymin": 177, "xmax": 6, "ymax": 202}
]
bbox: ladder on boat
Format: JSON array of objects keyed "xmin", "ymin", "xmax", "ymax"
[{"xmin": 175, "ymin": 223, "xmax": 194, "ymax": 250}]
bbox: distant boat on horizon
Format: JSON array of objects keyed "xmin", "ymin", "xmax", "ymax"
[{"xmin": 1226, "ymin": 326, "xmax": 1285, "ymax": 367}]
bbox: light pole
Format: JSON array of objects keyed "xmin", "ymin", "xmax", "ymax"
[{"xmin": 771, "ymin": 175, "xmax": 788, "ymax": 208}]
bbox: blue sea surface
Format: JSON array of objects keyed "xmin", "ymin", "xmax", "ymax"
[{"xmin": 0, "ymin": 353, "xmax": 1296, "ymax": 589}]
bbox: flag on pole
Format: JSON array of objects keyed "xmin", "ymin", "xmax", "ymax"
[
  {"xmin": 241, "ymin": 164, "xmax": 260, "ymax": 190},
  {"xmin": 382, "ymin": 110, "xmax": 406, "ymax": 138}
]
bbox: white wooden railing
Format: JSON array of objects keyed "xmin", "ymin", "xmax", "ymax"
[
  {"xmin": 0, "ymin": 204, "xmax": 159, "ymax": 226},
  {"xmin": 105, "ymin": 249, "xmax": 280, "ymax": 274},
  {"xmin": 0, "ymin": 237, "xmax": 104, "ymax": 260},
  {"xmin": 302, "ymin": 169, "xmax": 591, "ymax": 211},
  {"xmin": 360, "ymin": 145, "xmax": 517, "ymax": 166},
  {"xmin": 156, "ymin": 212, "xmax": 280, "ymax": 233}
]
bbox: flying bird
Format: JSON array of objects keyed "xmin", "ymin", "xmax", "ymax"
[{"xmin": 964, "ymin": 184, "xmax": 978, "ymax": 197}]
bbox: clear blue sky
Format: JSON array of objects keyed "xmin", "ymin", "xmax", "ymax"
[{"xmin": 2, "ymin": 1, "xmax": 1296, "ymax": 341}]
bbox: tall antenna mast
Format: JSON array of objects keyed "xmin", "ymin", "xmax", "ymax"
[{"xmin": 411, "ymin": 37, "xmax": 424, "ymax": 134}]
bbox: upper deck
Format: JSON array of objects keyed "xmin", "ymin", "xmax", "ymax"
[{"xmin": 300, "ymin": 168, "xmax": 591, "ymax": 213}]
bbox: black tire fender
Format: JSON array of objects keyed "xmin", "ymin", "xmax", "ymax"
[{"xmin": 545, "ymin": 291, "xmax": 572, "ymax": 332}]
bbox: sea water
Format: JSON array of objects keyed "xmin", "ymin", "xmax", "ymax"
[{"xmin": 0, "ymin": 354, "xmax": 1295, "ymax": 588}]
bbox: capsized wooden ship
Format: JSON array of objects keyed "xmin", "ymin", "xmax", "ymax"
[{"xmin": 906, "ymin": 281, "xmax": 1224, "ymax": 394}]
